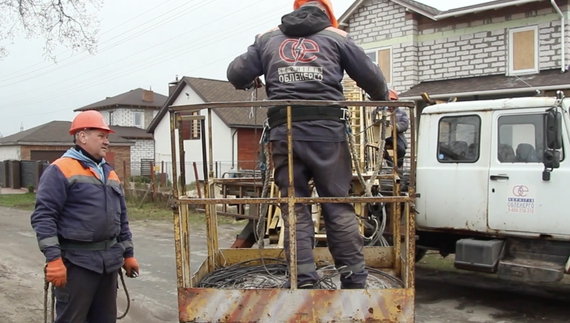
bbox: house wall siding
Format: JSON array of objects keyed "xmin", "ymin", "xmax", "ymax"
[
  {"xmin": 130, "ymin": 139, "xmax": 155, "ymax": 176},
  {"xmin": 108, "ymin": 146, "xmax": 131, "ymax": 182},
  {"xmin": 346, "ymin": 1, "xmax": 568, "ymax": 92},
  {"xmin": 0, "ymin": 146, "xmax": 21, "ymax": 160},
  {"xmin": 347, "ymin": 1, "xmax": 418, "ymax": 92},
  {"xmin": 101, "ymin": 107, "xmax": 157, "ymax": 129}
]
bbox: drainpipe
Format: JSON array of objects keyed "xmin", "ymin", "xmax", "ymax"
[
  {"xmin": 231, "ymin": 129, "xmax": 237, "ymax": 169},
  {"xmin": 551, "ymin": 0, "xmax": 566, "ymax": 72}
]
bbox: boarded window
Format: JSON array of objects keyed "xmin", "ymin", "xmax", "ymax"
[
  {"xmin": 377, "ymin": 48, "xmax": 391, "ymax": 84},
  {"xmin": 509, "ymin": 27, "xmax": 538, "ymax": 74},
  {"xmin": 366, "ymin": 47, "xmax": 392, "ymax": 84}
]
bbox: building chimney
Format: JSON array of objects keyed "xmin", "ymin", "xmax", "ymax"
[
  {"xmin": 169, "ymin": 75, "xmax": 179, "ymax": 96},
  {"xmin": 142, "ymin": 89, "xmax": 154, "ymax": 102}
]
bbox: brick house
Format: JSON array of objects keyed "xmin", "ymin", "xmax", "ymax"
[
  {"xmin": 338, "ymin": 0, "xmax": 570, "ymax": 105},
  {"xmin": 0, "ymin": 121, "xmax": 134, "ymax": 182},
  {"xmin": 147, "ymin": 77, "xmax": 268, "ymax": 183},
  {"xmin": 74, "ymin": 88, "xmax": 168, "ymax": 176}
]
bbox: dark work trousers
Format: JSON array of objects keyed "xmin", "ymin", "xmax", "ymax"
[
  {"xmin": 272, "ymin": 140, "xmax": 368, "ymax": 287},
  {"xmin": 54, "ymin": 261, "xmax": 118, "ymax": 323}
]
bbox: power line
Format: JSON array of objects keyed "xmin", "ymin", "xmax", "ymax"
[
  {"xmin": 0, "ymin": 0, "xmax": 210, "ymax": 86},
  {"xmin": 1, "ymin": 0, "xmax": 270, "ymax": 100},
  {"xmin": 4, "ymin": 9, "xmax": 284, "ymax": 111}
]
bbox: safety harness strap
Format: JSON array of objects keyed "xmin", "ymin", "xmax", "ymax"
[{"xmin": 267, "ymin": 106, "xmax": 347, "ymax": 128}]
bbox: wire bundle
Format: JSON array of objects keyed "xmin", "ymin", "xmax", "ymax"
[
  {"xmin": 196, "ymin": 258, "xmax": 288, "ymax": 289},
  {"xmin": 197, "ymin": 258, "xmax": 404, "ymax": 290}
]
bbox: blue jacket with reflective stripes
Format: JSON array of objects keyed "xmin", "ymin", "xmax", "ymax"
[{"xmin": 30, "ymin": 149, "xmax": 134, "ymax": 274}]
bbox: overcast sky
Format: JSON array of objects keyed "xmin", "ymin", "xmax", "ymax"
[{"xmin": 0, "ymin": 0, "xmax": 487, "ymax": 136}]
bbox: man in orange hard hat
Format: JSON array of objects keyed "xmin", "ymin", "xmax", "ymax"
[
  {"xmin": 31, "ymin": 110, "xmax": 139, "ymax": 322},
  {"xmin": 228, "ymin": 0, "xmax": 389, "ymax": 289}
]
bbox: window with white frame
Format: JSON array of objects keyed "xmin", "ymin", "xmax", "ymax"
[
  {"xmin": 133, "ymin": 111, "xmax": 144, "ymax": 128},
  {"xmin": 508, "ymin": 26, "xmax": 539, "ymax": 75},
  {"xmin": 365, "ymin": 47, "xmax": 392, "ymax": 84}
]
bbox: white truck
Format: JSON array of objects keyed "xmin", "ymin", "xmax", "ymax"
[{"xmin": 414, "ymin": 92, "xmax": 567, "ymax": 283}]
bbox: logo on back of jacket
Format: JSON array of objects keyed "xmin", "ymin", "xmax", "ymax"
[{"xmin": 278, "ymin": 38, "xmax": 323, "ymax": 84}]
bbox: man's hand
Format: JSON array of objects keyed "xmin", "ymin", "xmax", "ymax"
[
  {"xmin": 253, "ymin": 77, "xmax": 264, "ymax": 89},
  {"xmin": 46, "ymin": 258, "xmax": 67, "ymax": 287},
  {"xmin": 123, "ymin": 257, "xmax": 140, "ymax": 278},
  {"xmin": 244, "ymin": 77, "xmax": 264, "ymax": 90}
]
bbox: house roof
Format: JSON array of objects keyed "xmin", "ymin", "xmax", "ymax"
[
  {"xmin": 109, "ymin": 126, "xmax": 154, "ymax": 139},
  {"xmin": 147, "ymin": 77, "xmax": 269, "ymax": 133},
  {"xmin": 338, "ymin": 0, "xmax": 542, "ymax": 26},
  {"xmin": 0, "ymin": 121, "xmax": 135, "ymax": 146},
  {"xmin": 74, "ymin": 88, "xmax": 168, "ymax": 112},
  {"xmin": 399, "ymin": 69, "xmax": 570, "ymax": 100}
]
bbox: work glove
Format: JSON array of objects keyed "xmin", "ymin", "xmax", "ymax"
[
  {"xmin": 45, "ymin": 257, "xmax": 67, "ymax": 288},
  {"xmin": 123, "ymin": 257, "xmax": 140, "ymax": 278}
]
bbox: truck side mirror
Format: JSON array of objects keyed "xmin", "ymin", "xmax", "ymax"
[
  {"xmin": 546, "ymin": 109, "xmax": 562, "ymax": 149},
  {"xmin": 543, "ymin": 150, "xmax": 561, "ymax": 169}
]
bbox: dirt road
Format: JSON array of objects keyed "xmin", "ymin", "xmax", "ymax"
[{"xmin": 0, "ymin": 206, "xmax": 569, "ymax": 322}]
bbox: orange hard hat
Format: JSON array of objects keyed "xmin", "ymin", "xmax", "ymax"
[
  {"xmin": 294, "ymin": 0, "xmax": 338, "ymax": 28},
  {"xmin": 69, "ymin": 110, "xmax": 114, "ymax": 135},
  {"xmin": 389, "ymin": 89, "xmax": 399, "ymax": 101}
]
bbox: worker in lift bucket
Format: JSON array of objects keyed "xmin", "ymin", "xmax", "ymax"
[
  {"xmin": 373, "ymin": 89, "xmax": 410, "ymax": 168},
  {"xmin": 227, "ymin": 0, "xmax": 389, "ymax": 289},
  {"xmin": 30, "ymin": 110, "xmax": 139, "ymax": 322}
]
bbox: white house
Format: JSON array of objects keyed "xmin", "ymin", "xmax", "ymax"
[
  {"xmin": 74, "ymin": 88, "xmax": 168, "ymax": 177},
  {"xmin": 147, "ymin": 77, "xmax": 268, "ymax": 184}
]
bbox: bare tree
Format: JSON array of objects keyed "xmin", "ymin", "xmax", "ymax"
[{"xmin": 0, "ymin": 0, "xmax": 103, "ymax": 61}]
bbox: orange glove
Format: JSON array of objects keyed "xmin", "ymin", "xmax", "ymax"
[
  {"xmin": 46, "ymin": 258, "xmax": 67, "ymax": 288},
  {"xmin": 123, "ymin": 257, "xmax": 139, "ymax": 278}
]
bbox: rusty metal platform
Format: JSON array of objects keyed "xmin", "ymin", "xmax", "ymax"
[{"xmin": 168, "ymin": 100, "xmax": 417, "ymax": 323}]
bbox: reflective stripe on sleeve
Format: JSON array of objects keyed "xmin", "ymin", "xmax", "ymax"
[{"xmin": 38, "ymin": 236, "xmax": 59, "ymax": 250}]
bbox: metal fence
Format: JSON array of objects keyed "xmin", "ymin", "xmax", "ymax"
[{"xmin": 0, "ymin": 160, "xmax": 50, "ymax": 189}]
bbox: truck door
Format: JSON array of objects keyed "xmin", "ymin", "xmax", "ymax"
[
  {"xmin": 487, "ymin": 109, "xmax": 570, "ymax": 235},
  {"xmin": 416, "ymin": 113, "xmax": 490, "ymax": 232}
]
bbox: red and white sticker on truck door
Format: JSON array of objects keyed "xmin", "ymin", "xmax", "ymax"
[{"xmin": 507, "ymin": 184, "xmax": 535, "ymax": 214}]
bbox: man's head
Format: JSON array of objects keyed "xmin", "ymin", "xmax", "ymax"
[
  {"xmin": 294, "ymin": 0, "xmax": 338, "ymax": 28},
  {"xmin": 388, "ymin": 89, "xmax": 399, "ymax": 112},
  {"xmin": 69, "ymin": 110, "xmax": 114, "ymax": 160}
]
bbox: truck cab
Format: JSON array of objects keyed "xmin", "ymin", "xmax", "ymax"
[{"xmin": 415, "ymin": 94, "xmax": 569, "ymax": 282}]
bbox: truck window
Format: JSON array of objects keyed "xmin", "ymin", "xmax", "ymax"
[
  {"xmin": 497, "ymin": 114, "xmax": 548, "ymax": 163},
  {"xmin": 437, "ymin": 115, "xmax": 480, "ymax": 163}
]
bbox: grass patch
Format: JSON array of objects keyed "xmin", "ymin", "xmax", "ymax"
[
  {"xmin": 416, "ymin": 252, "xmax": 456, "ymax": 271},
  {"xmin": 0, "ymin": 193, "xmax": 36, "ymax": 210}
]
